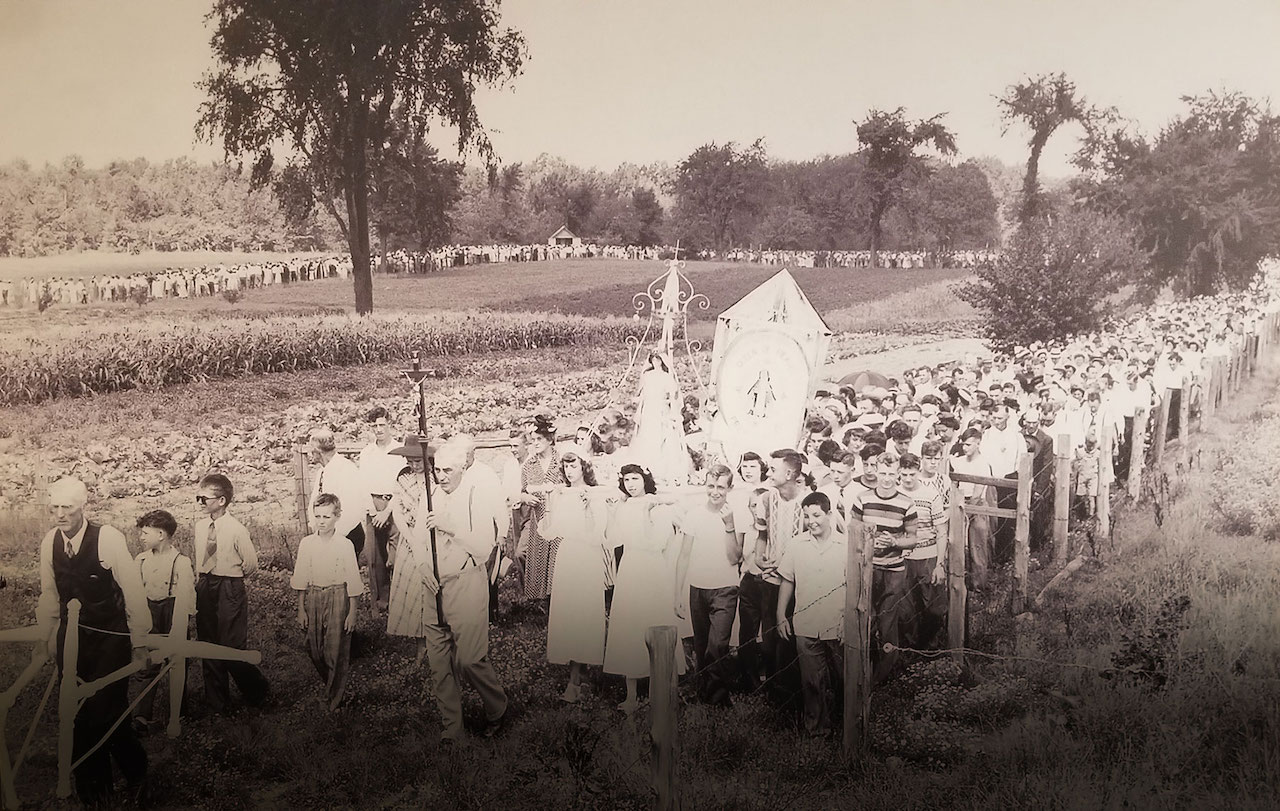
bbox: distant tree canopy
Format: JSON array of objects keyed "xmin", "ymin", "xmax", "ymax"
[
  {"xmin": 0, "ymin": 157, "xmax": 331, "ymax": 257},
  {"xmin": 1076, "ymin": 90, "xmax": 1280, "ymax": 296}
]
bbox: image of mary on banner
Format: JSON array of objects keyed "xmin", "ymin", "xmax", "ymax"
[{"xmin": 707, "ymin": 270, "xmax": 833, "ymax": 464}]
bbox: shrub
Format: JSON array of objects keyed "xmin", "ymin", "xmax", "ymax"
[{"xmin": 222, "ymin": 288, "xmax": 244, "ymax": 304}]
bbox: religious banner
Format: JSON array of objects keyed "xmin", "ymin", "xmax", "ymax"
[{"xmin": 707, "ymin": 270, "xmax": 832, "ymax": 464}]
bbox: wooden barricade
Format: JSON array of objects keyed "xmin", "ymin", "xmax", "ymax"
[
  {"xmin": 1128, "ymin": 406, "xmax": 1148, "ymax": 500},
  {"xmin": 1097, "ymin": 421, "xmax": 1112, "ymax": 540},
  {"xmin": 1, "ymin": 600, "xmax": 261, "ymax": 808},
  {"xmin": 646, "ymin": 626, "xmax": 680, "ymax": 811},
  {"xmin": 1151, "ymin": 390, "xmax": 1172, "ymax": 466},
  {"xmin": 943, "ymin": 454, "xmax": 1034, "ymax": 664},
  {"xmin": 844, "ymin": 511, "xmax": 875, "ymax": 761},
  {"xmin": 1052, "ymin": 434, "xmax": 1072, "ymax": 567},
  {"xmin": 1177, "ymin": 384, "xmax": 1190, "ymax": 468}
]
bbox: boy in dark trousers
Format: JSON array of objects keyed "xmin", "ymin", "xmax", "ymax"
[{"xmin": 131, "ymin": 510, "xmax": 196, "ymax": 735}]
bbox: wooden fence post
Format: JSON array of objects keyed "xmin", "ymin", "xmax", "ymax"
[
  {"xmin": 56, "ymin": 601, "xmax": 79, "ymax": 800},
  {"xmin": 1127, "ymin": 407, "xmax": 1147, "ymax": 500},
  {"xmin": 946, "ymin": 482, "xmax": 967, "ymax": 667},
  {"xmin": 1012, "ymin": 453, "xmax": 1033, "ymax": 614},
  {"xmin": 645, "ymin": 626, "xmax": 679, "ymax": 811},
  {"xmin": 843, "ymin": 516, "xmax": 874, "ymax": 761},
  {"xmin": 1052, "ymin": 434, "xmax": 1072, "ymax": 567},
  {"xmin": 1098, "ymin": 421, "xmax": 1112, "ymax": 541},
  {"xmin": 293, "ymin": 445, "xmax": 310, "ymax": 534},
  {"xmin": 1152, "ymin": 392, "xmax": 1171, "ymax": 467},
  {"xmin": 166, "ymin": 604, "xmax": 191, "ymax": 739},
  {"xmin": 1204, "ymin": 363, "xmax": 1217, "ymax": 422},
  {"xmin": 1177, "ymin": 385, "xmax": 1190, "ymax": 467}
]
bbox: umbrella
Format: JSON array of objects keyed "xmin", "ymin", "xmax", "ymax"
[{"xmin": 837, "ymin": 370, "xmax": 891, "ymax": 391}]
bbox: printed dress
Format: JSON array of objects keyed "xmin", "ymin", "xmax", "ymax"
[
  {"xmin": 386, "ymin": 469, "xmax": 431, "ymax": 638},
  {"xmin": 603, "ymin": 497, "xmax": 687, "ymax": 679},
  {"xmin": 545, "ymin": 487, "xmax": 609, "ymax": 666},
  {"xmin": 519, "ymin": 452, "xmax": 567, "ymax": 601}
]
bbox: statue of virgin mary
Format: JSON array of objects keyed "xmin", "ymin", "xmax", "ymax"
[{"xmin": 628, "ymin": 351, "xmax": 691, "ymax": 486}]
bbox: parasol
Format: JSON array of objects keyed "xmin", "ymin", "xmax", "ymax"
[{"xmin": 837, "ymin": 369, "xmax": 891, "ymax": 392}]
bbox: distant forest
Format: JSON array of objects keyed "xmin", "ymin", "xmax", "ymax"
[{"xmin": 0, "ymin": 150, "xmax": 1015, "ymax": 258}]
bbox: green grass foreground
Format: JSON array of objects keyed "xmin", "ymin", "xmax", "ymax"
[{"xmin": 1, "ymin": 361, "xmax": 1278, "ymax": 809}]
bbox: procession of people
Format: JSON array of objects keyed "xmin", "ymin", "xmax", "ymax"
[
  {"xmin": 0, "ymin": 244, "xmax": 994, "ymax": 309},
  {"xmin": 23, "ymin": 256, "xmax": 1278, "ymax": 803}
]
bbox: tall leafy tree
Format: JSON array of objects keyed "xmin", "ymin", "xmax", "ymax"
[
  {"xmin": 997, "ymin": 72, "xmax": 1107, "ymax": 224},
  {"xmin": 855, "ymin": 109, "xmax": 956, "ymax": 269},
  {"xmin": 1077, "ymin": 91, "xmax": 1280, "ymax": 295},
  {"xmin": 958, "ymin": 209, "xmax": 1147, "ymax": 352},
  {"xmin": 671, "ymin": 139, "xmax": 768, "ymax": 250},
  {"xmin": 197, "ymin": 0, "xmax": 525, "ymax": 314}
]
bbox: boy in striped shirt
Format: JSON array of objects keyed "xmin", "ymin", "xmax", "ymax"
[
  {"xmin": 896, "ymin": 453, "xmax": 948, "ymax": 650},
  {"xmin": 848, "ymin": 453, "xmax": 919, "ymax": 685}
]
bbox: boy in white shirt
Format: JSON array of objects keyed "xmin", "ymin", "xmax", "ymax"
[
  {"xmin": 777, "ymin": 492, "xmax": 846, "ymax": 737},
  {"xmin": 131, "ymin": 510, "xmax": 196, "ymax": 735},
  {"xmin": 292, "ymin": 494, "xmax": 365, "ymax": 711}
]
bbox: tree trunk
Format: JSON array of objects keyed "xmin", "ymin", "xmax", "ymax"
[
  {"xmin": 347, "ymin": 100, "xmax": 374, "ymax": 315},
  {"xmin": 1020, "ymin": 134, "xmax": 1048, "ymax": 225},
  {"xmin": 869, "ymin": 210, "xmax": 882, "ymax": 269}
]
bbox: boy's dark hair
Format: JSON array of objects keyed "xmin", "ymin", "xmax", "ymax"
[
  {"xmin": 314, "ymin": 492, "xmax": 342, "ymax": 514},
  {"xmin": 864, "ymin": 429, "xmax": 887, "ymax": 448},
  {"xmin": 816, "ymin": 439, "xmax": 842, "ymax": 466},
  {"xmin": 200, "ymin": 473, "xmax": 234, "ymax": 503},
  {"xmin": 859, "ymin": 443, "xmax": 885, "ymax": 462},
  {"xmin": 804, "ymin": 416, "xmax": 832, "ymax": 437},
  {"xmin": 801, "ymin": 491, "xmax": 831, "ymax": 513},
  {"xmin": 769, "ymin": 449, "xmax": 806, "ymax": 476},
  {"xmin": 886, "ymin": 421, "xmax": 914, "ymax": 442},
  {"xmin": 365, "ymin": 405, "xmax": 390, "ymax": 422},
  {"xmin": 899, "ymin": 452, "xmax": 922, "ymax": 471},
  {"xmin": 937, "ymin": 415, "xmax": 961, "ymax": 431},
  {"xmin": 136, "ymin": 509, "xmax": 178, "ymax": 537}
]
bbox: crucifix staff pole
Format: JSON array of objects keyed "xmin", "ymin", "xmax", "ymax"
[{"xmin": 401, "ymin": 352, "xmax": 448, "ymax": 631}]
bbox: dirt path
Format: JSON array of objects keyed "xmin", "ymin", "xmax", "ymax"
[{"xmin": 822, "ymin": 336, "xmax": 989, "ymax": 381}]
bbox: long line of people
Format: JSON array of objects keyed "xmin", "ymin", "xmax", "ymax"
[{"xmin": 1, "ymin": 243, "xmax": 998, "ymax": 309}]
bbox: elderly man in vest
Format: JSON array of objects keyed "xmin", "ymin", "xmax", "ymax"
[
  {"xmin": 418, "ymin": 437, "xmax": 510, "ymax": 742},
  {"xmin": 37, "ymin": 477, "xmax": 150, "ymax": 805}
]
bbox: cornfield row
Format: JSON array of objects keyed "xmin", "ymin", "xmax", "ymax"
[{"xmin": 0, "ymin": 311, "xmax": 643, "ymax": 405}]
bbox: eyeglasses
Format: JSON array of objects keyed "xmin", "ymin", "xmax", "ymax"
[{"xmin": 195, "ymin": 495, "xmax": 220, "ymax": 505}]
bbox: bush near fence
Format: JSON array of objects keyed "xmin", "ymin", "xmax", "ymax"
[{"xmin": 0, "ymin": 311, "xmax": 644, "ymax": 405}]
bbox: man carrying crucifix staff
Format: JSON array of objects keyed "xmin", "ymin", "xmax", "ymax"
[
  {"xmin": 36, "ymin": 477, "xmax": 150, "ymax": 806},
  {"xmin": 415, "ymin": 437, "xmax": 510, "ymax": 742}
]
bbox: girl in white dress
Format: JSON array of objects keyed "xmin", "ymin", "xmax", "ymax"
[
  {"xmin": 543, "ymin": 452, "xmax": 611, "ymax": 702},
  {"xmin": 603, "ymin": 464, "xmax": 686, "ymax": 715}
]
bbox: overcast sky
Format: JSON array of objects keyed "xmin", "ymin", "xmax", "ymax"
[{"xmin": 2, "ymin": 0, "xmax": 1278, "ymax": 178}]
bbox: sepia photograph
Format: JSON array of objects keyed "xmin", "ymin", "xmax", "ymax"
[{"xmin": 1, "ymin": 1, "xmax": 1279, "ymax": 808}]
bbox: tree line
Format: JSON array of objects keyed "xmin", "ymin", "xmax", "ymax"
[{"xmin": 0, "ymin": 147, "xmax": 1005, "ymax": 261}]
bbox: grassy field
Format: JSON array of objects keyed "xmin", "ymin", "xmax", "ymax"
[{"xmin": 2, "ymin": 353, "xmax": 1277, "ymax": 809}]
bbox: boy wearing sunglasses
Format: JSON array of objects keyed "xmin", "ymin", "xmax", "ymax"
[{"xmin": 194, "ymin": 473, "xmax": 271, "ymax": 714}]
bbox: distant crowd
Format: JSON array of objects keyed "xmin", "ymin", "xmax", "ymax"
[{"xmin": 1, "ymin": 242, "xmax": 998, "ymax": 309}]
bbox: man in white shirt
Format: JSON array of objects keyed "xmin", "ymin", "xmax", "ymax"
[
  {"xmin": 419, "ymin": 439, "xmax": 510, "ymax": 742},
  {"xmin": 37, "ymin": 477, "xmax": 149, "ymax": 805},
  {"xmin": 310, "ymin": 427, "xmax": 372, "ymax": 557},
  {"xmin": 675, "ymin": 465, "xmax": 742, "ymax": 708}
]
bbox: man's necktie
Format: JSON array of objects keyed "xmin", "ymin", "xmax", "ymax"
[
  {"xmin": 206, "ymin": 521, "xmax": 218, "ymax": 566},
  {"xmin": 65, "ymin": 538, "xmax": 74, "ymax": 558}
]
